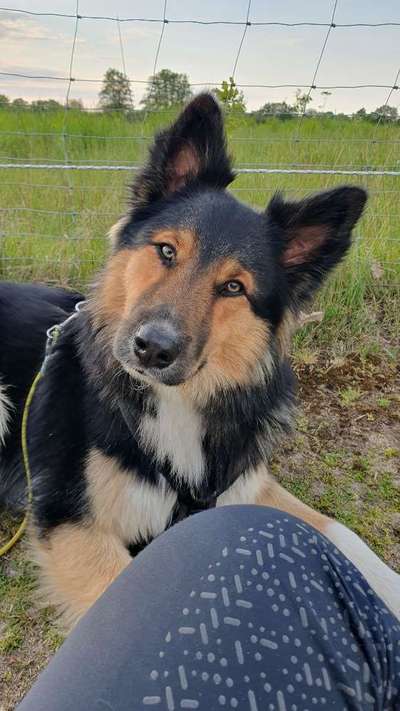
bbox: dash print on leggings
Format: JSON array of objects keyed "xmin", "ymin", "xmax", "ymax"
[{"xmin": 142, "ymin": 519, "xmax": 400, "ymax": 709}]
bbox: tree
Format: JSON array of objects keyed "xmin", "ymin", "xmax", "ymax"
[
  {"xmin": 370, "ymin": 105, "xmax": 398, "ymax": 123},
  {"xmin": 99, "ymin": 68, "xmax": 133, "ymax": 111},
  {"xmin": 141, "ymin": 69, "xmax": 192, "ymax": 110},
  {"xmin": 255, "ymin": 101, "xmax": 295, "ymax": 122},
  {"xmin": 68, "ymin": 98, "xmax": 84, "ymax": 110},
  {"xmin": 354, "ymin": 108, "xmax": 367, "ymax": 120},
  {"xmin": 31, "ymin": 99, "xmax": 62, "ymax": 111},
  {"xmin": 12, "ymin": 98, "xmax": 29, "ymax": 108},
  {"xmin": 0, "ymin": 94, "xmax": 10, "ymax": 107},
  {"xmin": 294, "ymin": 89, "xmax": 312, "ymax": 113},
  {"xmin": 213, "ymin": 77, "xmax": 246, "ymax": 113}
]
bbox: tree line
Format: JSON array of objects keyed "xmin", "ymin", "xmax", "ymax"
[{"xmin": 1, "ymin": 67, "xmax": 398, "ymax": 123}]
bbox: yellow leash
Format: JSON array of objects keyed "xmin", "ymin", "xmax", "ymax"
[{"xmin": 0, "ymin": 371, "xmax": 40, "ymax": 556}]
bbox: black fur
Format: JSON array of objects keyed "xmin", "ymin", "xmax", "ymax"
[
  {"xmin": 0, "ymin": 283, "xmax": 83, "ymax": 508},
  {"xmin": 128, "ymin": 93, "xmax": 234, "ymax": 222},
  {"xmin": 0, "ymin": 94, "xmax": 367, "ymax": 551}
]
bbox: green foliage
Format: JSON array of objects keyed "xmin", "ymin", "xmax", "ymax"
[
  {"xmin": 213, "ymin": 77, "xmax": 246, "ymax": 113},
  {"xmin": 339, "ymin": 387, "xmax": 362, "ymax": 406},
  {"xmin": 31, "ymin": 99, "xmax": 63, "ymax": 111},
  {"xmin": 68, "ymin": 98, "xmax": 84, "ymax": 110},
  {"xmin": 369, "ymin": 105, "xmax": 398, "ymax": 123},
  {"xmin": 141, "ymin": 69, "xmax": 192, "ymax": 110},
  {"xmin": 254, "ymin": 101, "xmax": 295, "ymax": 122},
  {"xmin": 12, "ymin": 98, "xmax": 29, "ymax": 108},
  {"xmin": 0, "ymin": 94, "xmax": 10, "ymax": 106},
  {"xmin": 354, "ymin": 108, "xmax": 368, "ymax": 120},
  {"xmin": 99, "ymin": 68, "xmax": 133, "ymax": 111},
  {"xmin": 294, "ymin": 89, "xmax": 312, "ymax": 113}
]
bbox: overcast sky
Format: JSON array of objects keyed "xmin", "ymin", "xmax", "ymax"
[{"xmin": 1, "ymin": 0, "xmax": 399, "ymax": 112}]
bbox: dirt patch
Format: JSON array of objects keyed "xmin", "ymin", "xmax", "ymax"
[{"xmin": 0, "ymin": 351, "xmax": 399, "ymax": 709}]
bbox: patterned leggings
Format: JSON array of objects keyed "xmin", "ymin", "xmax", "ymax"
[{"xmin": 18, "ymin": 506, "xmax": 400, "ymax": 710}]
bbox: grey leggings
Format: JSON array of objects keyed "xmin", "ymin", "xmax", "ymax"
[{"xmin": 18, "ymin": 506, "xmax": 400, "ymax": 710}]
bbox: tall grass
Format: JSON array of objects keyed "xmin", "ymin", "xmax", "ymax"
[{"xmin": 0, "ymin": 108, "xmax": 399, "ymax": 353}]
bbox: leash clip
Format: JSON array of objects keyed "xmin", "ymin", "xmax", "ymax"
[{"xmin": 42, "ymin": 300, "xmax": 86, "ymax": 373}]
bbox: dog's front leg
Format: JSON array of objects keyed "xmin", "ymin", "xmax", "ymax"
[{"xmin": 30, "ymin": 522, "xmax": 131, "ymax": 630}]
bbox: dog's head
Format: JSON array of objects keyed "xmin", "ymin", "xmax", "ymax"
[{"xmin": 94, "ymin": 94, "xmax": 366, "ymax": 395}]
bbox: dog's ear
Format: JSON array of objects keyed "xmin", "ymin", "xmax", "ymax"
[
  {"xmin": 131, "ymin": 93, "xmax": 234, "ymax": 211},
  {"xmin": 268, "ymin": 186, "xmax": 367, "ymax": 310}
]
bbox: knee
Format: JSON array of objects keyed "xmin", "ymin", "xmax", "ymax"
[{"xmin": 158, "ymin": 504, "xmax": 321, "ymax": 556}]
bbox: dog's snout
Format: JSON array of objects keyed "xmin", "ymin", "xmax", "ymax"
[{"xmin": 133, "ymin": 322, "xmax": 181, "ymax": 370}]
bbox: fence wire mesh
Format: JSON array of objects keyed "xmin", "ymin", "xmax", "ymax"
[{"xmin": 0, "ymin": 1, "xmax": 399, "ymax": 312}]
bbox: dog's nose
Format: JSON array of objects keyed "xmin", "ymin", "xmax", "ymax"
[{"xmin": 133, "ymin": 322, "xmax": 181, "ymax": 369}]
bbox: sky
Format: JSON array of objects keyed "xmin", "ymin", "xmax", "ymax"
[{"xmin": 1, "ymin": 0, "xmax": 400, "ymax": 113}]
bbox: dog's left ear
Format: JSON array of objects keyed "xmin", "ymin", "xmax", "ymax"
[
  {"xmin": 131, "ymin": 93, "xmax": 234, "ymax": 211},
  {"xmin": 268, "ymin": 186, "xmax": 367, "ymax": 309}
]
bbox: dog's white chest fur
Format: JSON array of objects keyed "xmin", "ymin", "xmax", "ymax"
[
  {"xmin": 139, "ymin": 388, "xmax": 205, "ymax": 486},
  {"xmin": 86, "ymin": 449, "xmax": 177, "ymax": 544}
]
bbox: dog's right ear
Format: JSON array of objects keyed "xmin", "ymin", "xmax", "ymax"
[{"xmin": 130, "ymin": 93, "xmax": 234, "ymax": 212}]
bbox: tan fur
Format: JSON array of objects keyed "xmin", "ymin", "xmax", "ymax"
[
  {"xmin": 107, "ymin": 215, "xmax": 131, "ymax": 247},
  {"xmin": 152, "ymin": 228, "xmax": 196, "ymax": 261},
  {"xmin": 202, "ymin": 296, "xmax": 268, "ymax": 386},
  {"xmin": 86, "ymin": 449, "xmax": 133, "ymax": 538},
  {"xmin": 284, "ymin": 225, "xmax": 328, "ymax": 266},
  {"xmin": 86, "ymin": 449, "xmax": 176, "ymax": 544},
  {"xmin": 123, "ymin": 247, "xmax": 167, "ymax": 315},
  {"xmin": 30, "ymin": 522, "xmax": 131, "ymax": 630},
  {"xmin": 275, "ymin": 310, "xmax": 298, "ymax": 358},
  {"xmin": 168, "ymin": 145, "xmax": 201, "ymax": 193},
  {"xmin": 30, "ymin": 449, "xmax": 177, "ymax": 630},
  {"xmin": 256, "ymin": 477, "xmax": 329, "ymax": 534},
  {"xmin": 93, "ymin": 231, "xmax": 198, "ymax": 327},
  {"xmin": 93, "ymin": 249, "xmax": 133, "ymax": 324}
]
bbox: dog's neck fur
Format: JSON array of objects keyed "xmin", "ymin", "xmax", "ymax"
[{"xmin": 76, "ymin": 312, "xmax": 297, "ymax": 498}]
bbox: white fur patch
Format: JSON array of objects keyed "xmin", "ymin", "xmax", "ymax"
[
  {"xmin": 112, "ymin": 475, "xmax": 177, "ymax": 544},
  {"xmin": 0, "ymin": 381, "xmax": 12, "ymax": 447},
  {"xmin": 139, "ymin": 388, "xmax": 205, "ymax": 486},
  {"xmin": 86, "ymin": 449, "xmax": 176, "ymax": 544},
  {"xmin": 218, "ymin": 464, "xmax": 273, "ymax": 506},
  {"xmin": 326, "ymin": 521, "xmax": 400, "ymax": 620}
]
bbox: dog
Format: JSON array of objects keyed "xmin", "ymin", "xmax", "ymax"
[{"xmin": 0, "ymin": 94, "xmax": 399, "ymax": 628}]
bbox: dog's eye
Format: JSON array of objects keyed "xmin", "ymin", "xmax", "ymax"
[
  {"xmin": 156, "ymin": 243, "xmax": 176, "ymax": 264},
  {"xmin": 219, "ymin": 280, "xmax": 245, "ymax": 297}
]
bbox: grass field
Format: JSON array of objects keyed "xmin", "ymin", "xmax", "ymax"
[{"xmin": 0, "ymin": 107, "xmax": 399, "ymax": 354}]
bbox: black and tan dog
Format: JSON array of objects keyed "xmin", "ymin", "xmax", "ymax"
[{"xmin": 0, "ymin": 94, "xmax": 398, "ymax": 628}]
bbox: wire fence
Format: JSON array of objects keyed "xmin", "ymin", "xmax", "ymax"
[{"xmin": 0, "ymin": 1, "xmax": 399, "ymax": 299}]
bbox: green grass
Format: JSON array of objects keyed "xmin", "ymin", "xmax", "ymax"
[
  {"xmin": 0, "ymin": 513, "xmax": 64, "ymax": 647},
  {"xmin": 0, "ymin": 107, "xmax": 399, "ymax": 352},
  {"xmin": 339, "ymin": 386, "xmax": 363, "ymax": 406}
]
